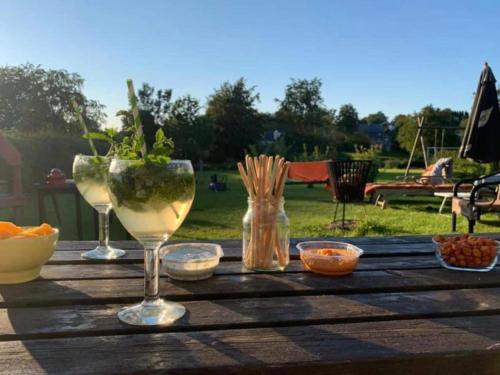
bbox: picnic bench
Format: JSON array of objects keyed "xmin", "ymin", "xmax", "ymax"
[{"xmin": 2, "ymin": 235, "xmax": 500, "ymax": 374}]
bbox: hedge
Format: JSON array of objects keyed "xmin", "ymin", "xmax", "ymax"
[{"xmin": 2, "ymin": 130, "xmax": 108, "ymax": 188}]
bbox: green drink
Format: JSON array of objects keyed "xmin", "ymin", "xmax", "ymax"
[
  {"xmin": 73, "ymin": 155, "xmax": 125, "ymax": 259},
  {"xmin": 108, "ymin": 159, "xmax": 195, "ymax": 326}
]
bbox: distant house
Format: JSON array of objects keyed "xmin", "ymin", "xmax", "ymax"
[{"xmin": 357, "ymin": 122, "xmax": 395, "ymax": 150}]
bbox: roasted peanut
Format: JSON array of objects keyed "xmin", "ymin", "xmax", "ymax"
[{"xmin": 435, "ymin": 235, "xmax": 498, "ymax": 269}]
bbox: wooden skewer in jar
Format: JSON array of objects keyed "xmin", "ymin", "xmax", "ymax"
[{"xmin": 238, "ymin": 155, "xmax": 290, "ymax": 270}]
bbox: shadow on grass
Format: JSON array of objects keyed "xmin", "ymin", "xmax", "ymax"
[
  {"xmin": 299, "ymin": 219, "xmax": 402, "ymax": 238},
  {"xmin": 352, "ymin": 220, "xmax": 401, "ymax": 237},
  {"xmin": 478, "ymin": 219, "xmax": 500, "ymax": 228}
]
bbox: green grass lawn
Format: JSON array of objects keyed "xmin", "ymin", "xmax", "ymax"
[{"xmin": 2, "ymin": 168, "xmax": 499, "ymax": 240}]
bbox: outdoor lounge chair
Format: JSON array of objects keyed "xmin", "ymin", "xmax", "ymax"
[
  {"xmin": 402, "ymin": 157, "xmax": 453, "ymax": 185},
  {"xmin": 286, "ymin": 161, "xmax": 329, "ymax": 187},
  {"xmin": 451, "ymin": 171, "xmax": 500, "ymax": 233},
  {"xmin": 365, "ymin": 158, "xmax": 454, "ymax": 208}
]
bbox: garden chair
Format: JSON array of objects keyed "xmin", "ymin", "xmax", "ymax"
[
  {"xmin": 451, "ymin": 171, "xmax": 500, "ymax": 233},
  {"xmin": 326, "ymin": 160, "xmax": 372, "ymax": 229}
]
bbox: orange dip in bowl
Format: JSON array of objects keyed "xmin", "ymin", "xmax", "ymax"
[{"xmin": 300, "ymin": 247, "xmax": 361, "ymax": 276}]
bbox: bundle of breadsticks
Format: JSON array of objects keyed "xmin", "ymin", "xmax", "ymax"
[{"xmin": 237, "ymin": 155, "xmax": 290, "ymax": 270}]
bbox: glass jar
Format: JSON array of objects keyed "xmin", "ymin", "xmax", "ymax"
[{"xmin": 242, "ymin": 197, "xmax": 290, "ymax": 271}]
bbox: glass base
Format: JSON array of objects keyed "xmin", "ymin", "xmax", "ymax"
[
  {"xmin": 243, "ymin": 261, "xmax": 287, "ymax": 272},
  {"xmin": 117, "ymin": 298, "xmax": 186, "ymax": 326},
  {"xmin": 81, "ymin": 246, "xmax": 126, "ymax": 260}
]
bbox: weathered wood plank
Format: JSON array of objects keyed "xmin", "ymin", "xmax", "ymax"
[
  {"xmin": 41, "ymin": 263, "xmax": 145, "ymax": 279},
  {"xmin": 56, "ymin": 240, "xmax": 234, "ymax": 251},
  {"xmin": 55, "ymin": 233, "xmax": 500, "ymax": 251},
  {"xmin": 2, "ymin": 288, "xmax": 500, "ymax": 340},
  {"xmin": 212, "ymin": 256, "xmax": 441, "ymax": 273},
  {"xmin": 56, "ymin": 237, "xmax": 425, "ymax": 252},
  {"xmin": 54, "ymin": 233, "xmax": 500, "ymax": 260},
  {"xmin": 49, "ymin": 243, "xmax": 441, "ymax": 265},
  {"xmin": 56, "ymin": 238, "xmax": 430, "ymax": 252},
  {"xmin": 48, "ymin": 248, "xmax": 243, "ymax": 263},
  {"xmin": 49, "ymin": 250, "xmax": 143, "ymax": 264},
  {"xmin": 40, "ymin": 256, "xmax": 442, "ymax": 280},
  {"xmin": 4, "ymin": 268, "xmax": 500, "ymax": 308},
  {"xmin": 2, "ymin": 316, "xmax": 500, "ymax": 374}
]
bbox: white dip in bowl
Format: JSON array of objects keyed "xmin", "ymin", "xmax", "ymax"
[{"xmin": 160, "ymin": 243, "xmax": 223, "ymax": 281}]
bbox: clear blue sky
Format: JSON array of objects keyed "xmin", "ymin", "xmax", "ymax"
[{"xmin": 1, "ymin": 0, "xmax": 499, "ymax": 127}]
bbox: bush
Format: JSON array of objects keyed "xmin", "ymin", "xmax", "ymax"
[
  {"xmin": 4, "ymin": 130, "xmax": 108, "ymax": 187},
  {"xmin": 351, "ymin": 144, "xmax": 382, "ymax": 182},
  {"xmin": 200, "ymin": 161, "xmax": 237, "ymax": 171},
  {"xmin": 382, "ymin": 157, "xmax": 407, "ymax": 169},
  {"xmin": 338, "ymin": 132, "xmax": 371, "ymax": 152},
  {"xmin": 294, "ymin": 144, "xmax": 336, "ymax": 161},
  {"xmin": 246, "ymin": 136, "xmax": 292, "ymax": 158}
]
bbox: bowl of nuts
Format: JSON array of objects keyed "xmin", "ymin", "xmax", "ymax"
[{"xmin": 433, "ymin": 234, "xmax": 498, "ymax": 272}]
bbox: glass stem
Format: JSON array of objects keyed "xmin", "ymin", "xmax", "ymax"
[
  {"xmin": 144, "ymin": 244, "xmax": 161, "ymax": 302},
  {"xmin": 98, "ymin": 208, "xmax": 111, "ymax": 249}
]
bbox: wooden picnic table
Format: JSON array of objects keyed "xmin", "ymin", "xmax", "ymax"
[{"xmin": 2, "ymin": 235, "xmax": 500, "ymax": 374}]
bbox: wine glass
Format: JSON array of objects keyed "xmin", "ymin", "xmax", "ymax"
[
  {"xmin": 107, "ymin": 159, "xmax": 195, "ymax": 326},
  {"xmin": 72, "ymin": 155, "xmax": 126, "ymax": 259}
]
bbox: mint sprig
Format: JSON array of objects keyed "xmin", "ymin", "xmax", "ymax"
[
  {"xmin": 72, "ymin": 79, "xmax": 174, "ymax": 164},
  {"xmin": 127, "ymin": 79, "xmax": 147, "ymax": 157},
  {"xmin": 73, "ymin": 156, "xmax": 109, "ymax": 184},
  {"xmin": 105, "ymin": 80, "xmax": 188, "ymax": 214},
  {"xmin": 115, "ymin": 79, "xmax": 174, "ymax": 164},
  {"xmin": 72, "ymin": 99, "xmax": 98, "ymax": 156}
]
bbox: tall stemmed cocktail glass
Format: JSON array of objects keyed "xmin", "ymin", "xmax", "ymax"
[
  {"xmin": 73, "ymin": 155, "xmax": 126, "ymax": 259},
  {"xmin": 108, "ymin": 159, "xmax": 195, "ymax": 326}
]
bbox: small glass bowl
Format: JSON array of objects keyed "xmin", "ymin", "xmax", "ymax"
[
  {"xmin": 160, "ymin": 243, "xmax": 223, "ymax": 281},
  {"xmin": 296, "ymin": 241, "xmax": 363, "ymax": 276},
  {"xmin": 432, "ymin": 235, "xmax": 499, "ymax": 272}
]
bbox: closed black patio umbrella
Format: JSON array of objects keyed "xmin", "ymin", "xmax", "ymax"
[{"xmin": 459, "ymin": 63, "xmax": 500, "ymax": 163}]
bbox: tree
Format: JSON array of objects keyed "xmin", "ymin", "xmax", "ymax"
[
  {"xmin": 361, "ymin": 111, "xmax": 388, "ymax": 125},
  {"xmin": 393, "ymin": 114, "xmax": 410, "ymax": 128},
  {"xmin": 165, "ymin": 95, "xmax": 215, "ymax": 161},
  {"xmin": 170, "ymin": 95, "xmax": 201, "ymax": 124},
  {"xmin": 275, "ymin": 78, "xmax": 335, "ymax": 134},
  {"xmin": 137, "ymin": 82, "xmax": 172, "ymax": 124},
  {"xmin": 336, "ymin": 104, "xmax": 359, "ymax": 132},
  {"xmin": 118, "ymin": 85, "xmax": 215, "ymax": 160},
  {"xmin": 0, "ymin": 63, "xmax": 105, "ymax": 132},
  {"xmin": 206, "ymin": 78, "xmax": 261, "ymax": 161},
  {"xmin": 395, "ymin": 106, "xmax": 466, "ymax": 156}
]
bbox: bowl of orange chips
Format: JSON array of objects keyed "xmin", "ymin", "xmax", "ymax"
[{"xmin": 0, "ymin": 222, "xmax": 59, "ymax": 284}]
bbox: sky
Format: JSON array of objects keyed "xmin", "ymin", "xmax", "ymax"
[{"xmin": 1, "ymin": 0, "xmax": 500, "ymax": 128}]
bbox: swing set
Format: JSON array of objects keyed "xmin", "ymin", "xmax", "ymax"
[{"xmin": 403, "ymin": 116, "xmax": 459, "ymax": 178}]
